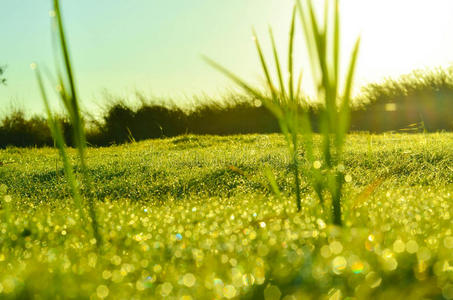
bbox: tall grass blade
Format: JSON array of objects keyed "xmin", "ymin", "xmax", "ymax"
[
  {"xmin": 203, "ymin": 57, "xmax": 263, "ymax": 100},
  {"xmin": 207, "ymin": 0, "xmax": 359, "ymax": 223},
  {"xmin": 296, "ymin": 0, "xmax": 319, "ymax": 83},
  {"xmin": 288, "ymin": 6, "xmax": 297, "ymax": 102},
  {"xmin": 54, "ymin": 0, "xmax": 102, "ymax": 246},
  {"xmin": 296, "ymin": 0, "xmax": 360, "ymax": 225},
  {"xmin": 295, "ymin": 70, "xmax": 303, "ymax": 100},
  {"xmin": 34, "ymin": 0, "xmax": 102, "ymax": 247},
  {"xmin": 264, "ymin": 167, "xmax": 283, "ymax": 201},
  {"xmin": 34, "ymin": 67, "xmax": 86, "ymax": 225},
  {"xmin": 269, "ymin": 27, "xmax": 286, "ymax": 98},
  {"xmin": 252, "ymin": 29, "xmax": 278, "ymax": 101},
  {"xmin": 333, "ymin": 0, "xmax": 340, "ymax": 84},
  {"xmin": 202, "ymin": 56, "xmax": 284, "ymax": 120},
  {"xmin": 338, "ymin": 37, "xmax": 361, "ymax": 150},
  {"xmin": 53, "ymin": 0, "xmax": 83, "ymax": 147}
]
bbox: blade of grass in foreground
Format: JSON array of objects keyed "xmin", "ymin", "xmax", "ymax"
[
  {"xmin": 34, "ymin": 65, "xmax": 87, "ymax": 226},
  {"xmin": 337, "ymin": 37, "xmax": 361, "ymax": 151},
  {"xmin": 296, "ymin": 0, "xmax": 361, "ymax": 225},
  {"xmin": 205, "ymin": 22, "xmax": 306, "ymax": 212},
  {"xmin": 33, "ymin": 0, "xmax": 102, "ymax": 247},
  {"xmin": 202, "ymin": 56, "xmax": 285, "ymax": 120},
  {"xmin": 269, "ymin": 27, "xmax": 286, "ymax": 98},
  {"xmin": 253, "ymin": 29, "xmax": 278, "ymax": 101},
  {"xmin": 288, "ymin": 6, "xmax": 297, "ymax": 102},
  {"xmin": 53, "ymin": 0, "xmax": 101, "ymax": 246}
]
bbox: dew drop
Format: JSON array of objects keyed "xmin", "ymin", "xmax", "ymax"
[{"xmin": 332, "ymin": 256, "xmax": 347, "ymax": 274}]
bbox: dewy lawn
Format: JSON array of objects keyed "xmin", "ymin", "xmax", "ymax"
[{"xmin": 0, "ymin": 133, "xmax": 452, "ymax": 299}]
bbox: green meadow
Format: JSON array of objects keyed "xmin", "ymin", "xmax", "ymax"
[
  {"xmin": 1, "ymin": 0, "xmax": 453, "ymax": 298},
  {"xmin": 0, "ymin": 134, "xmax": 452, "ymax": 299}
]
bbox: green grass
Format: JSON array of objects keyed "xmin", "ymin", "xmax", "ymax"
[
  {"xmin": 0, "ymin": 133, "xmax": 452, "ymax": 299},
  {"xmin": 206, "ymin": 0, "xmax": 361, "ymax": 225}
]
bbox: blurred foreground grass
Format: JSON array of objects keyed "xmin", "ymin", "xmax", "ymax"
[{"xmin": 0, "ymin": 133, "xmax": 452, "ymax": 299}]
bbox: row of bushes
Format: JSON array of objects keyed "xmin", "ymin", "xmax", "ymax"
[
  {"xmin": 1, "ymin": 68, "xmax": 452, "ymax": 148},
  {"xmin": 352, "ymin": 67, "xmax": 453, "ymax": 132},
  {"xmin": 0, "ymin": 96, "xmax": 282, "ymax": 148}
]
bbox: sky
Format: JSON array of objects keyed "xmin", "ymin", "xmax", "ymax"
[{"xmin": 1, "ymin": 0, "xmax": 453, "ymax": 116}]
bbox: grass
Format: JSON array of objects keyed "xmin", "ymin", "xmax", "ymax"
[
  {"xmin": 206, "ymin": 0, "xmax": 361, "ymax": 224},
  {"xmin": 0, "ymin": 133, "xmax": 452, "ymax": 298},
  {"xmin": 0, "ymin": 0, "xmax": 452, "ymax": 298},
  {"xmin": 33, "ymin": 0, "xmax": 101, "ymax": 247}
]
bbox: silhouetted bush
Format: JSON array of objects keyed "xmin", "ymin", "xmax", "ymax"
[
  {"xmin": 1, "ymin": 67, "xmax": 452, "ymax": 148},
  {"xmin": 0, "ymin": 65, "xmax": 6, "ymax": 85},
  {"xmin": 351, "ymin": 67, "xmax": 453, "ymax": 132},
  {"xmin": 95, "ymin": 101, "xmax": 188, "ymax": 145},
  {"xmin": 102, "ymin": 103, "xmax": 136, "ymax": 143},
  {"xmin": 0, "ymin": 110, "xmax": 78, "ymax": 148},
  {"xmin": 134, "ymin": 104, "xmax": 187, "ymax": 139},
  {"xmin": 0, "ymin": 111, "xmax": 52, "ymax": 148},
  {"xmin": 185, "ymin": 96, "xmax": 280, "ymax": 135},
  {"xmin": 89, "ymin": 95, "xmax": 282, "ymax": 146}
]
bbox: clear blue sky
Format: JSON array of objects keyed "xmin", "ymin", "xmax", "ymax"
[{"xmin": 1, "ymin": 0, "xmax": 453, "ymax": 116}]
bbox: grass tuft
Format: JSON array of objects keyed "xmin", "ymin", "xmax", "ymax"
[{"xmin": 206, "ymin": 0, "xmax": 361, "ymax": 225}]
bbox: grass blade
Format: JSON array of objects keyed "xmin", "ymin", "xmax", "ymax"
[
  {"xmin": 295, "ymin": 69, "xmax": 303, "ymax": 100},
  {"xmin": 203, "ymin": 56, "xmax": 284, "ymax": 120},
  {"xmin": 296, "ymin": 0, "xmax": 319, "ymax": 85},
  {"xmin": 252, "ymin": 29, "xmax": 278, "ymax": 101},
  {"xmin": 40, "ymin": 0, "xmax": 103, "ymax": 247},
  {"xmin": 337, "ymin": 37, "xmax": 361, "ymax": 149},
  {"xmin": 203, "ymin": 57, "xmax": 264, "ymax": 101},
  {"xmin": 34, "ymin": 66, "xmax": 86, "ymax": 224},
  {"xmin": 288, "ymin": 6, "xmax": 297, "ymax": 102},
  {"xmin": 333, "ymin": 0, "xmax": 340, "ymax": 84},
  {"xmin": 269, "ymin": 27, "xmax": 286, "ymax": 98},
  {"xmin": 54, "ymin": 0, "xmax": 83, "ymax": 144},
  {"xmin": 264, "ymin": 166, "xmax": 283, "ymax": 201}
]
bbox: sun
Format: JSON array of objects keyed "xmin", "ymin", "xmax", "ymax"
[{"xmin": 339, "ymin": 0, "xmax": 453, "ymax": 85}]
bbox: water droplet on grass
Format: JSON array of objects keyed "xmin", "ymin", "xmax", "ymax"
[
  {"xmin": 313, "ymin": 161, "xmax": 322, "ymax": 169},
  {"xmin": 332, "ymin": 256, "xmax": 347, "ymax": 274},
  {"xmin": 182, "ymin": 273, "xmax": 196, "ymax": 287},
  {"xmin": 444, "ymin": 236, "xmax": 453, "ymax": 249},
  {"xmin": 351, "ymin": 261, "xmax": 364, "ymax": 274},
  {"xmin": 223, "ymin": 285, "xmax": 236, "ymax": 299},
  {"xmin": 96, "ymin": 285, "xmax": 109, "ymax": 298}
]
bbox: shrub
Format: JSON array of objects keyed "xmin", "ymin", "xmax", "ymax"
[
  {"xmin": 352, "ymin": 67, "xmax": 453, "ymax": 132},
  {"xmin": 0, "ymin": 110, "xmax": 52, "ymax": 148},
  {"xmin": 1, "ymin": 66, "xmax": 453, "ymax": 150}
]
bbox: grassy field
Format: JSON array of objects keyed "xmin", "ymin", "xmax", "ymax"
[{"xmin": 0, "ymin": 133, "xmax": 452, "ymax": 299}]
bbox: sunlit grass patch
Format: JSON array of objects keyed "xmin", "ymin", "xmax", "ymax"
[{"xmin": 0, "ymin": 133, "xmax": 452, "ymax": 298}]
